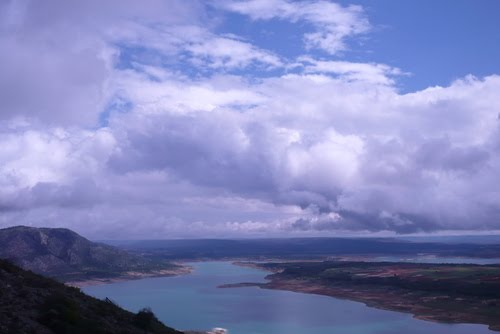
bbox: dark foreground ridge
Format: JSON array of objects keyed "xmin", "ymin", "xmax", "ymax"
[
  {"xmin": 0, "ymin": 258, "xmax": 183, "ymax": 334},
  {"xmin": 0, "ymin": 226, "xmax": 185, "ymax": 282},
  {"xmin": 239, "ymin": 261, "xmax": 500, "ymax": 332}
]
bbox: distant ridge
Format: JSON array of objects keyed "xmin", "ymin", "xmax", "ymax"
[
  {"xmin": 114, "ymin": 237, "xmax": 500, "ymax": 260},
  {"xmin": 0, "ymin": 226, "xmax": 173, "ymax": 281}
]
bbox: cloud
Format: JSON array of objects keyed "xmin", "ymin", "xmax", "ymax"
[
  {"xmin": 217, "ymin": 0, "xmax": 370, "ymax": 54},
  {"xmin": 104, "ymin": 72, "xmax": 500, "ymax": 235},
  {"xmin": 0, "ymin": 0, "xmax": 204, "ymax": 125},
  {"xmin": 298, "ymin": 56, "xmax": 404, "ymax": 85},
  {"xmin": 0, "ymin": 124, "xmax": 116, "ymax": 211},
  {"xmin": 186, "ymin": 35, "xmax": 283, "ymax": 69},
  {"xmin": 110, "ymin": 67, "xmax": 266, "ymax": 115},
  {"xmin": 1, "ymin": 1, "xmax": 500, "ymax": 238},
  {"xmin": 111, "ymin": 24, "xmax": 284, "ymax": 70}
]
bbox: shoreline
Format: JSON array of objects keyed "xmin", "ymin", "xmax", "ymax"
[
  {"xmin": 266, "ymin": 279, "xmax": 500, "ymax": 332},
  {"xmin": 67, "ymin": 258, "xmax": 281, "ymax": 288},
  {"xmin": 226, "ymin": 261, "xmax": 500, "ymax": 332},
  {"xmin": 66, "ymin": 263, "xmax": 193, "ymax": 287},
  {"xmin": 221, "ymin": 277, "xmax": 498, "ymax": 332}
]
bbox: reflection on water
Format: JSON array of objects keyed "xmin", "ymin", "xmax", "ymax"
[{"xmin": 84, "ymin": 262, "xmax": 495, "ymax": 334}]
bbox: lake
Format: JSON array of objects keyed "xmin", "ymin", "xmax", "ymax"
[{"xmin": 84, "ymin": 262, "xmax": 495, "ymax": 334}]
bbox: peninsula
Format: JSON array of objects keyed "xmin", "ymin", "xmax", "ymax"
[{"xmin": 223, "ymin": 261, "xmax": 500, "ymax": 332}]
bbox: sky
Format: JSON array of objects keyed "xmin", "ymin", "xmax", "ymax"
[{"xmin": 1, "ymin": 0, "xmax": 500, "ymax": 239}]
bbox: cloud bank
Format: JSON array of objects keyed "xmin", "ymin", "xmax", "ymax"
[{"xmin": 1, "ymin": 0, "xmax": 499, "ymax": 238}]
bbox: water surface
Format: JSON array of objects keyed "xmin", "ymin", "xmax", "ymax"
[{"xmin": 84, "ymin": 262, "xmax": 495, "ymax": 334}]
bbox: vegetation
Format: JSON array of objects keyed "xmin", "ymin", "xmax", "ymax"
[
  {"xmin": 0, "ymin": 259, "xmax": 183, "ymax": 334},
  {"xmin": 252, "ymin": 261, "xmax": 500, "ymax": 331}
]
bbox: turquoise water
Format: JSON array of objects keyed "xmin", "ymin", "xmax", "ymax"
[{"xmin": 83, "ymin": 262, "xmax": 495, "ymax": 333}]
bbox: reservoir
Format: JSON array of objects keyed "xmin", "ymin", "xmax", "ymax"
[{"xmin": 84, "ymin": 262, "xmax": 495, "ymax": 334}]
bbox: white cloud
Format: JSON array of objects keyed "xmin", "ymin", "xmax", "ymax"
[
  {"xmin": 0, "ymin": 124, "xmax": 117, "ymax": 213},
  {"xmin": 218, "ymin": 0, "xmax": 370, "ymax": 54},
  {"xmin": 185, "ymin": 34, "xmax": 283, "ymax": 69},
  {"xmin": 298, "ymin": 56, "xmax": 404, "ymax": 85},
  {"xmin": 0, "ymin": 0, "xmax": 202, "ymax": 125},
  {"xmin": 109, "ymin": 23, "xmax": 284, "ymax": 70},
  {"xmin": 111, "ymin": 70, "xmax": 266, "ymax": 114},
  {"xmin": 0, "ymin": 127, "xmax": 114, "ymax": 188}
]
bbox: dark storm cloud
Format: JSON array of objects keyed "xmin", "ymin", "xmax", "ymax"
[
  {"xmin": 290, "ymin": 211, "xmax": 437, "ymax": 234},
  {"xmin": 0, "ymin": 180, "xmax": 101, "ymax": 212},
  {"xmin": 109, "ymin": 112, "xmax": 280, "ymax": 195},
  {"xmin": 414, "ymin": 137, "xmax": 490, "ymax": 173}
]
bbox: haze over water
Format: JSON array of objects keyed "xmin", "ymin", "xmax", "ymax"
[{"xmin": 84, "ymin": 262, "xmax": 494, "ymax": 334}]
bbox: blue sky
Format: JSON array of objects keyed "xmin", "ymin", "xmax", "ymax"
[
  {"xmin": 214, "ymin": 0, "xmax": 500, "ymax": 91},
  {"xmin": 1, "ymin": 0, "xmax": 500, "ymax": 239},
  {"xmin": 354, "ymin": 0, "xmax": 500, "ymax": 91}
]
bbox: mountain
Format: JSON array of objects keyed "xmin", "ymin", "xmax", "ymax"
[
  {"xmin": 0, "ymin": 258, "xmax": 183, "ymax": 334},
  {"xmin": 0, "ymin": 226, "xmax": 179, "ymax": 282}
]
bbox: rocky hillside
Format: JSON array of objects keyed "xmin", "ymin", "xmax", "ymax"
[
  {"xmin": 0, "ymin": 258, "xmax": 183, "ymax": 334},
  {"xmin": 0, "ymin": 226, "xmax": 177, "ymax": 281}
]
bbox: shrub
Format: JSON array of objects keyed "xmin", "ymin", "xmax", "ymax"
[{"xmin": 134, "ymin": 307, "xmax": 158, "ymax": 330}]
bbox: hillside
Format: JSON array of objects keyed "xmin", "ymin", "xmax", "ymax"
[
  {"xmin": 0, "ymin": 226, "xmax": 182, "ymax": 282},
  {"xmin": 0, "ymin": 258, "xmax": 184, "ymax": 334}
]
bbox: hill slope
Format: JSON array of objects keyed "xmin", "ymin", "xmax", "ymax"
[
  {"xmin": 0, "ymin": 226, "xmax": 179, "ymax": 281},
  {"xmin": 0, "ymin": 258, "xmax": 183, "ymax": 334}
]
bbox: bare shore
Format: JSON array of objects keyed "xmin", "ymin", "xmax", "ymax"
[{"xmin": 66, "ymin": 263, "xmax": 193, "ymax": 287}]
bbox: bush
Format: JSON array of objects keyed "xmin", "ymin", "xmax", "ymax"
[{"xmin": 134, "ymin": 307, "xmax": 157, "ymax": 330}]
